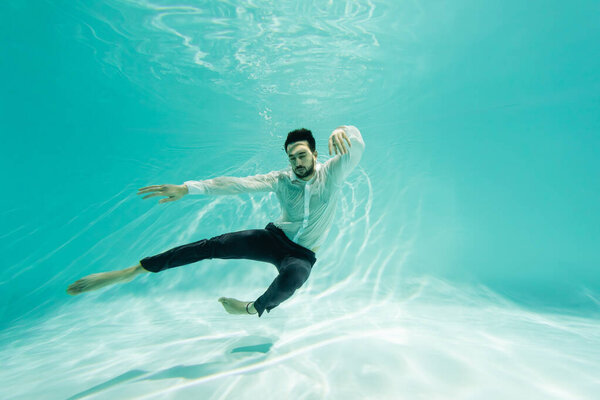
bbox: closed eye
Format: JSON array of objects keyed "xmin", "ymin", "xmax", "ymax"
[{"xmin": 289, "ymin": 153, "xmax": 307, "ymax": 161}]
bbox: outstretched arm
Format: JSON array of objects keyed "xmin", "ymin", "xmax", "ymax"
[
  {"xmin": 137, "ymin": 171, "xmax": 281, "ymax": 203},
  {"xmin": 324, "ymin": 125, "xmax": 366, "ymax": 186},
  {"xmin": 183, "ymin": 170, "xmax": 280, "ymax": 196}
]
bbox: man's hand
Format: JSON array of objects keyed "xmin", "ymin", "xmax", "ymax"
[
  {"xmin": 328, "ymin": 127, "xmax": 352, "ymax": 156},
  {"xmin": 137, "ymin": 184, "xmax": 188, "ymax": 204}
]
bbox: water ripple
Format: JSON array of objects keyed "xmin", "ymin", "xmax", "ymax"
[{"xmin": 66, "ymin": 0, "xmax": 420, "ymax": 116}]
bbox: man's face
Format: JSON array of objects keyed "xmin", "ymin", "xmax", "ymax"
[{"xmin": 287, "ymin": 140, "xmax": 317, "ymax": 179}]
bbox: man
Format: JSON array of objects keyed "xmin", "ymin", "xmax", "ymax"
[{"xmin": 66, "ymin": 125, "xmax": 365, "ymax": 317}]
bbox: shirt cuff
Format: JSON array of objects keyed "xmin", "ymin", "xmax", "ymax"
[{"xmin": 183, "ymin": 180, "xmax": 206, "ymax": 195}]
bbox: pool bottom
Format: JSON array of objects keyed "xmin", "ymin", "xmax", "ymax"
[{"xmin": 1, "ymin": 280, "xmax": 598, "ymax": 400}]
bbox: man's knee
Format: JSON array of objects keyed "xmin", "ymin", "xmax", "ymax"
[{"xmin": 280, "ymin": 264, "xmax": 311, "ymax": 290}]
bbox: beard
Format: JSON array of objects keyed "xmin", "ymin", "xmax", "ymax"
[{"xmin": 295, "ymin": 160, "xmax": 314, "ymax": 178}]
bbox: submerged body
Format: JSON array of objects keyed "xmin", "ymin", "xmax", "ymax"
[
  {"xmin": 67, "ymin": 125, "xmax": 365, "ymax": 317},
  {"xmin": 183, "ymin": 125, "xmax": 365, "ymax": 253}
]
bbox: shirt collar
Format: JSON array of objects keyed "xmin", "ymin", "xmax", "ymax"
[{"xmin": 291, "ymin": 161, "xmax": 322, "ymax": 183}]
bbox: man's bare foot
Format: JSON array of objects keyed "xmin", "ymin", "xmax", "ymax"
[
  {"xmin": 218, "ymin": 297, "xmax": 257, "ymax": 315},
  {"xmin": 66, "ymin": 264, "xmax": 147, "ymax": 295}
]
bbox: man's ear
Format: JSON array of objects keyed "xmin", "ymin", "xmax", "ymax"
[{"xmin": 313, "ymin": 150, "xmax": 318, "ymax": 158}]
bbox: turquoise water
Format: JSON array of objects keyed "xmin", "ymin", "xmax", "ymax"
[{"xmin": 1, "ymin": 0, "xmax": 599, "ymax": 398}]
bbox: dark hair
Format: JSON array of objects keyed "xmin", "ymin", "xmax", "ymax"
[{"xmin": 284, "ymin": 128, "xmax": 316, "ymax": 153}]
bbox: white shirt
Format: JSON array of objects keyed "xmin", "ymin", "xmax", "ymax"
[{"xmin": 183, "ymin": 125, "xmax": 365, "ymax": 253}]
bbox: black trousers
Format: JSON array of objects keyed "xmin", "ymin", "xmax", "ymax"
[{"xmin": 139, "ymin": 222, "xmax": 317, "ymax": 317}]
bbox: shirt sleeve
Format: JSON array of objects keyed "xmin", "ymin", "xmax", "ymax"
[
  {"xmin": 323, "ymin": 125, "xmax": 366, "ymax": 187},
  {"xmin": 183, "ymin": 170, "xmax": 281, "ymax": 196}
]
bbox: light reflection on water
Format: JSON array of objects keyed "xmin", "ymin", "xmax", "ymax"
[
  {"xmin": 68, "ymin": 0, "xmax": 415, "ymax": 116},
  {"xmin": 1, "ymin": 276, "xmax": 599, "ymax": 399}
]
